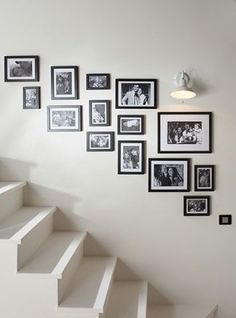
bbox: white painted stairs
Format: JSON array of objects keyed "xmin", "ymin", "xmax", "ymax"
[{"xmin": 0, "ymin": 181, "xmax": 217, "ymax": 318}]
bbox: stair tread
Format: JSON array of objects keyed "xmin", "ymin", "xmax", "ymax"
[
  {"xmin": 0, "ymin": 181, "xmax": 26, "ymax": 195},
  {"xmin": 18, "ymin": 231, "xmax": 85, "ymax": 275},
  {"xmin": 59, "ymin": 256, "xmax": 116, "ymax": 310},
  {"xmin": 147, "ymin": 305, "xmax": 216, "ymax": 318}
]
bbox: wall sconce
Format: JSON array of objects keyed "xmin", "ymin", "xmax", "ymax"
[{"xmin": 170, "ymin": 71, "xmax": 196, "ymax": 100}]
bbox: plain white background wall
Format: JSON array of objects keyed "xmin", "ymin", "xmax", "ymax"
[{"xmin": 0, "ymin": 0, "xmax": 235, "ymax": 317}]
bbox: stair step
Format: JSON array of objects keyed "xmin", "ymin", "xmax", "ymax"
[
  {"xmin": 17, "ymin": 231, "xmax": 86, "ymax": 278},
  {"xmin": 106, "ymin": 281, "xmax": 148, "ymax": 318},
  {"xmin": 0, "ymin": 181, "xmax": 26, "ymax": 196},
  {"xmin": 58, "ymin": 256, "xmax": 117, "ymax": 313},
  {"xmin": 147, "ymin": 305, "xmax": 217, "ymax": 318}
]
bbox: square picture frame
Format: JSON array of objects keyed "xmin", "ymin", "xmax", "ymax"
[
  {"xmin": 158, "ymin": 112, "xmax": 212, "ymax": 153},
  {"xmin": 51, "ymin": 66, "xmax": 79, "ymax": 100},
  {"xmin": 116, "ymin": 78, "xmax": 157, "ymax": 109},
  {"xmin": 86, "ymin": 73, "xmax": 110, "ymax": 90},
  {"xmin": 148, "ymin": 158, "xmax": 190, "ymax": 192},
  {"xmin": 89, "ymin": 100, "xmax": 111, "ymax": 126},
  {"xmin": 184, "ymin": 196, "xmax": 210, "ymax": 216},
  {"xmin": 219, "ymin": 215, "xmax": 232, "ymax": 225},
  {"xmin": 4, "ymin": 55, "xmax": 39, "ymax": 82},
  {"xmin": 118, "ymin": 140, "xmax": 145, "ymax": 175},
  {"xmin": 194, "ymin": 165, "xmax": 215, "ymax": 191},
  {"xmin": 117, "ymin": 115, "xmax": 145, "ymax": 135},
  {"xmin": 87, "ymin": 132, "xmax": 115, "ymax": 151},
  {"xmin": 23, "ymin": 86, "xmax": 41, "ymax": 109},
  {"xmin": 47, "ymin": 105, "xmax": 82, "ymax": 132}
]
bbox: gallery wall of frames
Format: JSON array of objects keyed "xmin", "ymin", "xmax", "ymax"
[{"xmin": 3, "ymin": 54, "xmax": 230, "ymax": 224}]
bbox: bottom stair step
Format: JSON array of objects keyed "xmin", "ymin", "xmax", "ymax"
[{"xmin": 147, "ymin": 305, "xmax": 217, "ymax": 318}]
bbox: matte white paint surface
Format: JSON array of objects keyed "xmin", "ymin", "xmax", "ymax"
[{"xmin": 0, "ymin": 0, "xmax": 235, "ymax": 317}]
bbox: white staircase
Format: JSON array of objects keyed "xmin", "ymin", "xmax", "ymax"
[{"xmin": 0, "ymin": 181, "xmax": 217, "ymax": 318}]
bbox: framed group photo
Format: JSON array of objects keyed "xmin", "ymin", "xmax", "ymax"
[
  {"xmin": 116, "ymin": 79, "xmax": 157, "ymax": 109},
  {"xmin": 117, "ymin": 115, "xmax": 145, "ymax": 135},
  {"xmin": 89, "ymin": 100, "xmax": 111, "ymax": 126},
  {"xmin": 86, "ymin": 73, "xmax": 110, "ymax": 90},
  {"xmin": 158, "ymin": 112, "xmax": 212, "ymax": 153},
  {"xmin": 4, "ymin": 55, "xmax": 39, "ymax": 82},
  {"xmin": 51, "ymin": 66, "xmax": 79, "ymax": 100},
  {"xmin": 23, "ymin": 86, "xmax": 40, "ymax": 109},
  {"xmin": 194, "ymin": 165, "xmax": 215, "ymax": 191},
  {"xmin": 87, "ymin": 132, "xmax": 115, "ymax": 151},
  {"xmin": 47, "ymin": 105, "xmax": 82, "ymax": 132},
  {"xmin": 118, "ymin": 141, "xmax": 145, "ymax": 174},
  {"xmin": 148, "ymin": 158, "xmax": 190, "ymax": 192},
  {"xmin": 184, "ymin": 196, "xmax": 210, "ymax": 216}
]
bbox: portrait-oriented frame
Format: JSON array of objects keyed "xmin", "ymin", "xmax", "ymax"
[
  {"xmin": 51, "ymin": 66, "xmax": 79, "ymax": 100},
  {"xmin": 158, "ymin": 112, "xmax": 212, "ymax": 153},
  {"xmin": 89, "ymin": 100, "xmax": 111, "ymax": 127},
  {"xmin": 148, "ymin": 158, "xmax": 190, "ymax": 192},
  {"xmin": 86, "ymin": 73, "xmax": 111, "ymax": 90},
  {"xmin": 117, "ymin": 115, "xmax": 145, "ymax": 135},
  {"xmin": 23, "ymin": 86, "xmax": 41, "ymax": 109},
  {"xmin": 116, "ymin": 79, "xmax": 157, "ymax": 109},
  {"xmin": 47, "ymin": 105, "xmax": 82, "ymax": 132},
  {"xmin": 118, "ymin": 140, "xmax": 145, "ymax": 175},
  {"xmin": 87, "ymin": 132, "xmax": 115, "ymax": 152},
  {"xmin": 4, "ymin": 55, "xmax": 39, "ymax": 82},
  {"xmin": 184, "ymin": 196, "xmax": 210, "ymax": 216},
  {"xmin": 194, "ymin": 165, "xmax": 215, "ymax": 191}
]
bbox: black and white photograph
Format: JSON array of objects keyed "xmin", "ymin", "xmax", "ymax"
[
  {"xmin": 117, "ymin": 115, "xmax": 145, "ymax": 135},
  {"xmin": 23, "ymin": 87, "xmax": 40, "ymax": 109},
  {"xmin": 47, "ymin": 106, "xmax": 82, "ymax": 132},
  {"xmin": 51, "ymin": 66, "xmax": 79, "ymax": 100},
  {"xmin": 148, "ymin": 158, "xmax": 190, "ymax": 192},
  {"xmin": 86, "ymin": 73, "xmax": 110, "ymax": 90},
  {"xmin": 184, "ymin": 196, "xmax": 210, "ymax": 216},
  {"xmin": 116, "ymin": 79, "xmax": 157, "ymax": 109},
  {"xmin": 87, "ymin": 132, "xmax": 115, "ymax": 151},
  {"xmin": 89, "ymin": 100, "xmax": 111, "ymax": 126},
  {"xmin": 118, "ymin": 141, "xmax": 145, "ymax": 174},
  {"xmin": 219, "ymin": 214, "xmax": 232, "ymax": 225},
  {"xmin": 4, "ymin": 55, "xmax": 39, "ymax": 82},
  {"xmin": 195, "ymin": 165, "xmax": 215, "ymax": 191}
]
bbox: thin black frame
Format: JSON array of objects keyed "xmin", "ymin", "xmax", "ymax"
[
  {"xmin": 184, "ymin": 196, "xmax": 210, "ymax": 216},
  {"xmin": 219, "ymin": 214, "xmax": 232, "ymax": 225},
  {"xmin": 47, "ymin": 105, "xmax": 82, "ymax": 132},
  {"xmin": 4, "ymin": 55, "xmax": 39, "ymax": 82},
  {"xmin": 89, "ymin": 100, "xmax": 111, "ymax": 127},
  {"xmin": 51, "ymin": 66, "xmax": 79, "ymax": 100},
  {"xmin": 23, "ymin": 86, "xmax": 41, "ymax": 109},
  {"xmin": 157, "ymin": 112, "xmax": 212, "ymax": 153},
  {"xmin": 87, "ymin": 132, "xmax": 115, "ymax": 152},
  {"xmin": 118, "ymin": 140, "xmax": 145, "ymax": 175},
  {"xmin": 148, "ymin": 158, "xmax": 190, "ymax": 192},
  {"xmin": 116, "ymin": 78, "xmax": 157, "ymax": 109},
  {"xmin": 86, "ymin": 73, "xmax": 111, "ymax": 90},
  {"xmin": 194, "ymin": 165, "xmax": 215, "ymax": 191},
  {"xmin": 117, "ymin": 115, "xmax": 145, "ymax": 135}
]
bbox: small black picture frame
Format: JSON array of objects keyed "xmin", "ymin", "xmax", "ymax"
[
  {"xmin": 23, "ymin": 86, "xmax": 41, "ymax": 109},
  {"xmin": 219, "ymin": 215, "xmax": 232, "ymax": 225},
  {"xmin": 184, "ymin": 196, "xmax": 210, "ymax": 216},
  {"xmin": 86, "ymin": 73, "xmax": 110, "ymax": 90},
  {"xmin": 89, "ymin": 100, "xmax": 111, "ymax": 126},
  {"xmin": 117, "ymin": 115, "xmax": 145, "ymax": 135},
  {"xmin": 87, "ymin": 132, "xmax": 115, "ymax": 151},
  {"xmin": 194, "ymin": 165, "xmax": 215, "ymax": 191}
]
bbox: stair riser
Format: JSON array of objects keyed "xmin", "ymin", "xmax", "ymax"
[{"xmin": 0, "ymin": 188, "xmax": 23, "ymax": 223}]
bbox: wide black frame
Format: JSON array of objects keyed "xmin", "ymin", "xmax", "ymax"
[
  {"xmin": 23, "ymin": 86, "xmax": 41, "ymax": 109},
  {"xmin": 148, "ymin": 158, "xmax": 190, "ymax": 192},
  {"xmin": 4, "ymin": 55, "xmax": 39, "ymax": 82},
  {"xmin": 157, "ymin": 112, "xmax": 212, "ymax": 153},
  {"xmin": 117, "ymin": 115, "xmax": 145, "ymax": 135},
  {"xmin": 87, "ymin": 131, "xmax": 115, "ymax": 152},
  {"xmin": 118, "ymin": 140, "xmax": 145, "ymax": 175},
  {"xmin": 194, "ymin": 165, "xmax": 215, "ymax": 191},
  {"xmin": 184, "ymin": 195, "xmax": 210, "ymax": 216},
  {"xmin": 51, "ymin": 66, "xmax": 79, "ymax": 100},
  {"xmin": 89, "ymin": 100, "xmax": 111, "ymax": 127},
  {"xmin": 219, "ymin": 214, "xmax": 232, "ymax": 225},
  {"xmin": 86, "ymin": 73, "xmax": 111, "ymax": 90},
  {"xmin": 116, "ymin": 78, "xmax": 157, "ymax": 109}
]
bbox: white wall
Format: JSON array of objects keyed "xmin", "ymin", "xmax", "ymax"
[{"xmin": 0, "ymin": 0, "xmax": 235, "ymax": 317}]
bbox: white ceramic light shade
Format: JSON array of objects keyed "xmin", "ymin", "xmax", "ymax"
[{"xmin": 170, "ymin": 71, "xmax": 196, "ymax": 100}]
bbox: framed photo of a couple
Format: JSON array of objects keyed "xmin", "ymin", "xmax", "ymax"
[
  {"xmin": 158, "ymin": 112, "xmax": 212, "ymax": 153},
  {"xmin": 116, "ymin": 79, "xmax": 157, "ymax": 109},
  {"xmin": 118, "ymin": 141, "xmax": 145, "ymax": 174}
]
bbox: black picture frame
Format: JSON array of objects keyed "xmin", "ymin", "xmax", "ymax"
[
  {"xmin": 117, "ymin": 115, "xmax": 145, "ymax": 135},
  {"xmin": 89, "ymin": 100, "xmax": 111, "ymax": 126},
  {"xmin": 194, "ymin": 165, "xmax": 215, "ymax": 191},
  {"xmin": 157, "ymin": 112, "xmax": 212, "ymax": 153},
  {"xmin": 4, "ymin": 55, "xmax": 39, "ymax": 82},
  {"xmin": 148, "ymin": 158, "xmax": 190, "ymax": 192},
  {"xmin": 219, "ymin": 215, "xmax": 232, "ymax": 225},
  {"xmin": 23, "ymin": 86, "xmax": 41, "ymax": 109},
  {"xmin": 47, "ymin": 105, "xmax": 82, "ymax": 132},
  {"xmin": 116, "ymin": 78, "xmax": 157, "ymax": 109},
  {"xmin": 118, "ymin": 140, "xmax": 145, "ymax": 175},
  {"xmin": 87, "ymin": 132, "xmax": 115, "ymax": 151},
  {"xmin": 184, "ymin": 196, "xmax": 210, "ymax": 216},
  {"xmin": 86, "ymin": 73, "xmax": 110, "ymax": 90},
  {"xmin": 51, "ymin": 66, "xmax": 79, "ymax": 100}
]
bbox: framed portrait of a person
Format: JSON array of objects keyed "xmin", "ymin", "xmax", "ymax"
[
  {"xmin": 118, "ymin": 141, "xmax": 145, "ymax": 174},
  {"xmin": 23, "ymin": 86, "xmax": 41, "ymax": 109},
  {"xmin": 194, "ymin": 165, "xmax": 215, "ymax": 191},
  {"xmin": 89, "ymin": 100, "xmax": 111, "ymax": 126}
]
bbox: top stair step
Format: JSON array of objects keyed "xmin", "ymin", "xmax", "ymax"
[{"xmin": 0, "ymin": 182, "xmax": 26, "ymax": 196}]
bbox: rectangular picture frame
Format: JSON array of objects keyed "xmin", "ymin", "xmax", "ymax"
[
  {"xmin": 23, "ymin": 86, "xmax": 41, "ymax": 109},
  {"xmin": 194, "ymin": 165, "xmax": 215, "ymax": 191},
  {"xmin": 86, "ymin": 73, "xmax": 110, "ymax": 90},
  {"xmin": 184, "ymin": 195, "xmax": 210, "ymax": 216},
  {"xmin": 116, "ymin": 78, "xmax": 157, "ymax": 109},
  {"xmin": 117, "ymin": 115, "xmax": 145, "ymax": 135},
  {"xmin": 87, "ymin": 132, "xmax": 115, "ymax": 151},
  {"xmin": 158, "ymin": 112, "xmax": 212, "ymax": 153},
  {"xmin": 89, "ymin": 100, "xmax": 111, "ymax": 126}
]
